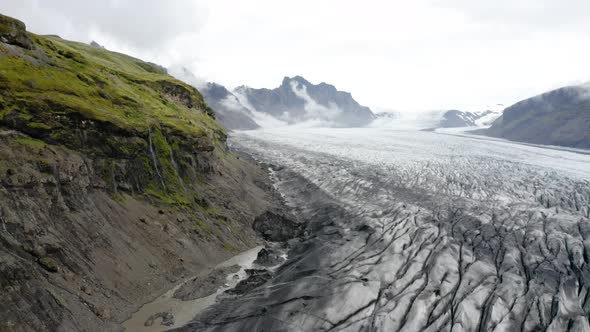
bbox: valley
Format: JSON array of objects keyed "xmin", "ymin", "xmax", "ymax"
[{"xmin": 178, "ymin": 128, "xmax": 590, "ymax": 331}]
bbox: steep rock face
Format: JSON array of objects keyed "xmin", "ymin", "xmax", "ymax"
[
  {"xmin": 235, "ymin": 76, "xmax": 375, "ymax": 127},
  {"xmin": 482, "ymin": 84, "xmax": 590, "ymax": 148},
  {"xmin": 201, "ymin": 83, "xmax": 260, "ymax": 131},
  {"xmin": 0, "ymin": 15, "xmax": 272, "ymax": 331}
]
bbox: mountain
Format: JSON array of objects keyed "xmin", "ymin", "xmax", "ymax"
[
  {"xmin": 169, "ymin": 68, "xmax": 260, "ymax": 131},
  {"xmin": 481, "ymin": 84, "xmax": 590, "ymax": 148},
  {"xmin": 0, "ymin": 13, "xmax": 275, "ymax": 331},
  {"xmin": 439, "ymin": 109, "xmax": 502, "ymax": 128},
  {"xmin": 201, "ymin": 82, "xmax": 260, "ymax": 130},
  {"xmin": 368, "ymin": 109, "xmax": 503, "ymax": 129},
  {"xmin": 234, "ymin": 76, "xmax": 375, "ymax": 127}
]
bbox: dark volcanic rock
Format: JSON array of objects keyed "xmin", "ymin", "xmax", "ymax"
[
  {"xmin": 253, "ymin": 247, "xmax": 284, "ymax": 267},
  {"xmin": 252, "ymin": 211, "xmax": 302, "ymax": 242},
  {"xmin": 480, "ymin": 83, "xmax": 590, "ymax": 148},
  {"xmin": 225, "ymin": 269, "xmax": 272, "ymax": 295},
  {"xmin": 89, "ymin": 41, "xmax": 104, "ymax": 48},
  {"xmin": 173, "ymin": 265, "xmax": 241, "ymax": 300}
]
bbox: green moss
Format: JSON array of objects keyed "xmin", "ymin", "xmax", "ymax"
[
  {"xmin": 26, "ymin": 122, "xmax": 51, "ymax": 130},
  {"xmin": 222, "ymin": 242, "xmax": 238, "ymax": 253},
  {"xmin": 38, "ymin": 257, "xmax": 58, "ymax": 272},
  {"xmin": 112, "ymin": 193, "xmax": 126, "ymax": 204},
  {"xmin": 192, "ymin": 219, "xmax": 214, "ymax": 237},
  {"xmin": 0, "ymin": 24, "xmax": 230, "ymax": 209},
  {"xmin": 18, "ymin": 113, "xmax": 33, "ymax": 121},
  {"xmin": 14, "ymin": 137, "xmax": 47, "ymax": 150},
  {"xmin": 0, "ymin": 34, "xmax": 224, "ymax": 141}
]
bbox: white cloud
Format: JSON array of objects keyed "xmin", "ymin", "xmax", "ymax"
[
  {"xmin": 1, "ymin": 0, "xmax": 590, "ymax": 112},
  {"xmin": 168, "ymin": 66, "xmax": 207, "ymax": 90},
  {"xmin": 289, "ymin": 81, "xmax": 342, "ymax": 123}
]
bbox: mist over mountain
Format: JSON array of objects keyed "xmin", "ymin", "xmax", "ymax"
[
  {"xmin": 481, "ymin": 83, "xmax": 590, "ymax": 148},
  {"xmin": 234, "ymin": 76, "xmax": 375, "ymax": 127},
  {"xmin": 173, "ymin": 74, "xmax": 375, "ymax": 130},
  {"xmin": 369, "ymin": 108, "xmax": 503, "ymax": 129},
  {"xmin": 200, "ymin": 83, "xmax": 260, "ymax": 131}
]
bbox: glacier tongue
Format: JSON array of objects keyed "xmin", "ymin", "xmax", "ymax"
[{"xmin": 179, "ymin": 128, "xmax": 590, "ymax": 332}]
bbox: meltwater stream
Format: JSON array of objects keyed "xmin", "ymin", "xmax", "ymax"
[{"xmin": 178, "ymin": 128, "xmax": 590, "ymax": 332}]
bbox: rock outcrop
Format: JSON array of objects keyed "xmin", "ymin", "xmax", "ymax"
[
  {"xmin": 252, "ymin": 211, "xmax": 303, "ymax": 242},
  {"xmin": 0, "ymin": 13, "xmax": 32, "ymax": 49}
]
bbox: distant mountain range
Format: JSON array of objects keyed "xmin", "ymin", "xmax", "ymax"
[
  {"xmin": 199, "ymin": 76, "xmax": 375, "ymax": 130},
  {"xmin": 480, "ymin": 83, "xmax": 590, "ymax": 149},
  {"xmin": 371, "ymin": 109, "xmax": 503, "ymax": 129},
  {"xmin": 439, "ymin": 109, "xmax": 503, "ymax": 128}
]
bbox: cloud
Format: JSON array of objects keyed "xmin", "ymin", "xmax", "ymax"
[
  {"xmin": 2, "ymin": 0, "xmax": 590, "ymax": 111},
  {"xmin": 168, "ymin": 66, "xmax": 207, "ymax": 90},
  {"xmin": 575, "ymin": 82, "xmax": 590, "ymax": 101},
  {"xmin": 219, "ymin": 94, "xmax": 249, "ymax": 113},
  {"xmin": 289, "ymin": 81, "xmax": 342, "ymax": 125},
  {"xmin": 1, "ymin": 0, "xmax": 206, "ymax": 65},
  {"xmin": 369, "ymin": 110, "xmax": 445, "ymax": 129}
]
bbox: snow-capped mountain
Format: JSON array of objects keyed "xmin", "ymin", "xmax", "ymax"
[
  {"xmin": 234, "ymin": 76, "xmax": 375, "ymax": 127},
  {"xmin": 440, "ymin": 109, "xmax": 503, "ymax": 128}
]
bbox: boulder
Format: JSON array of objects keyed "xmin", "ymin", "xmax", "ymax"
[
  {"xmin": 38, "ymin": 257, "xmax": 58, "ymax": 273},
  {"xmin": 0, "ymin": 14, "xmax": 33, "ymax": 49},
  {"xmin": 252, "ymin": 211, "xmax": 302, "ymax": 242},
  {"xmin": 254, "ymin": 247, "xmax": 284, "ymax": 267},
  {"xmin": 225, "ymin": 269, "xmax": 272, "ymax": 295}
]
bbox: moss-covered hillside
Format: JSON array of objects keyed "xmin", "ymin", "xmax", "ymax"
[
  {"xmin": 0, "ymin": 15, "xmax": 220, "ymax": 137},
  {"xmin": 0, "ymin": 13, "xmax": 231, "ymax": 204},
  {"xmin": 0, "ymin": 14, "xmax": 274, "ymax": 331}
]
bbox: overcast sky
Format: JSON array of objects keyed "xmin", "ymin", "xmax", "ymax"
[{"xmin": 2, "ymin": 0, "xmax": 590, "ymax": 111}]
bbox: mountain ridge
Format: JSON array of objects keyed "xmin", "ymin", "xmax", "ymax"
[
  {"xmin": 480, "ymin": 83, "xmax": 590, "ymax": 148},
  {"xmin": 198, "ymin": 75, "xmax": 375, "ymax": 129}
]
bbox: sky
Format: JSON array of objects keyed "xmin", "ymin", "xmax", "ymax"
[{"xmin": 2, "ymin": 0, "xmax": 590, "ymax": 112}]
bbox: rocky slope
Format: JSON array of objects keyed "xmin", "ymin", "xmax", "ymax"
[
  {"xmin": 234, "ymin": 76, "xmax": 375, "ymax": 127},
  {"xmin": 481, "ymin": 84, "xmax": 590, "ymax": 148},
  {"xmin": 0, "ymin": 13, "xmax": 275, "ymax": 331}
]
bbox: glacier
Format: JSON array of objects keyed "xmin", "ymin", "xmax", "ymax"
[{"xmin": 178, "ymin": 127, "xmax": 590, "ymax": 332}]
